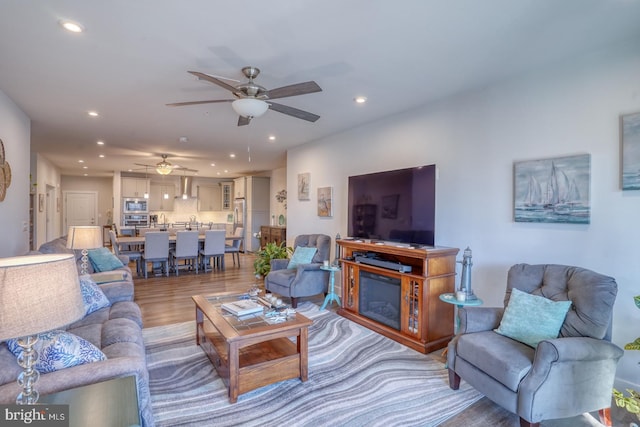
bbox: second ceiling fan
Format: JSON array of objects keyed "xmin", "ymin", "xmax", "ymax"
[{"xmin": 167, "ymin": 66, "xmax": 322, "ymax": 126}]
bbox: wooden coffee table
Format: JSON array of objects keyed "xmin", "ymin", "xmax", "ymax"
[{"xmin": 192, "ymin": 291, "xmax": 313, "ymax": 403}]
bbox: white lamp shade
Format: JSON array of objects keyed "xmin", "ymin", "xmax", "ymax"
[
  {"xmin": 66, "ymin": 225, "xmax": 103, "ymax": 250},
  {"xmin": 0, "ymin": 254, "xmax": 85, "ymax": 340},
  {"xmin": 232, "ymin": 98, "xmax": 269, "ymax": 118}
]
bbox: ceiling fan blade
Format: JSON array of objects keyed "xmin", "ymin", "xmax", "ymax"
[
  {"xmin": 166, "ymin": 99, "xmax": 233, "ymax": 107},
  {"xmin": 134, "ymin": 163, "xmax": 154, "ymax": 168},
  {"xmin": 237, "ymin": 116, "xmax": 251, "ymax": 126},
  {"xmin": 188, "ymin": 71, "xmax": 238, "ymax": 93},
  {"xmin": 267, "ymin": 102, "xmax": 320, "ymax": 122},
  {"xmin": 266, "ymin": 81, "xmax": 322, "ymax": 100}
]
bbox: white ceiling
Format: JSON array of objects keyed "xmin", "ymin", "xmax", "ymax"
[{"xmin": 1, "ymin": 0, "xmax": 640, "ymax": 178}]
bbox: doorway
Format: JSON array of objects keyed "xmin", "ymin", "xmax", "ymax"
[{"xmin": 64, "ymin": 191, "xmax": 98, "ymax": 231}]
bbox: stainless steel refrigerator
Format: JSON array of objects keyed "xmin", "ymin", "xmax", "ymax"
[{"xmin": 233, "ymin": 198, "xmax": 246, "ymax": 251}]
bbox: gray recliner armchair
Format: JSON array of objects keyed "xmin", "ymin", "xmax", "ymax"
[
  {"xmin": 447, "ymin": 263, "xmax": 623, "ymax": 427},
  {"xmin": 265, "ymin": 234, "xmax": 331, "ymax": 308}
]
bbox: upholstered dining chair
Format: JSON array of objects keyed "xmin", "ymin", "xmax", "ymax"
[
  {"xmin": 225, "ymin": 227, "xmax": 244, "ymax": 267},
  {"xmin": 170, "ymin": 230, "xmax": 199, "ymax": 275},
  {"xmin": 265, "ymin": 234, "xmax": 331, "ymax": 308},
  {"xmin": 109, "ymin": 230, "xmax": 141, "ymax": 276},
  {"xmin": 200, "ymin": 229, "xmax": 226, "ymax": 272},
  {"xmin": 446, "ymin": 263, "xmax": 623, "ymax": 427},
  {"xmin": 140, "ymin": 231, "xmax": 170, "ymax": 278}
]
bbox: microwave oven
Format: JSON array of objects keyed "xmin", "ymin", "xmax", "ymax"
[{"xmin": 123, "ymin": 198, "xmax": 149, "ymax": 213}]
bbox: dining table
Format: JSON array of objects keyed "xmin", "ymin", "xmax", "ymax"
[{"xmin": 116, "ymin": 234, "xmax": 243, "ymax": 247}]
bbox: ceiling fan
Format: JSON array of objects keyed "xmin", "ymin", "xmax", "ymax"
[
  {"xmin": 166, "ymin": 66, "xmax": 322, "ymax": 126},
  {"xmin": 134, "ymin": 155, "xmax": 197, "ymax": 176}
]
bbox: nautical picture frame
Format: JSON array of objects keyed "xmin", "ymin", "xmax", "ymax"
[
  {"xmin": 622, "ymin": 111, "xmax": 640, "ymax": 190},
  {"xmin": 513, "ymin": 154, "xmax": 591, "ymax": 224},
  {"xmin": 317, "ymin": 186, "xmax": 333, "ymax": 217},
  {"xmin": 297, "ymin": 172, "xmax": 310, "ymax": 200}
]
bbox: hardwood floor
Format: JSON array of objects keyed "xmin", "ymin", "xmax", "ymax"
[{"xmin": 133, "ymin": 253, "xmax": 262, "ymax": 328}]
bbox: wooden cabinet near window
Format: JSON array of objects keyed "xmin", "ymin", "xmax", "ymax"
[{"xmin": 260, "ymin": 226, "xmax": 286, "ymax": 248}]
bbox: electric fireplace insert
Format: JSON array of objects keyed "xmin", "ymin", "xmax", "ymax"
[{"xmin": 358, "ymin": 270, "xmax": 401, "ymax": 330}]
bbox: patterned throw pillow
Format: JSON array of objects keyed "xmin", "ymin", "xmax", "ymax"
[
  {"xmin": 79, "ymin": 274, "xmax": 111, "ymax": 315},
  {"xmin": 7, "ymin": 330, "xmax": 106, "ymax": 373},
  {"xmin": 287, "ymin": 246, "xmax": 318, "ymax": 269},
  {"xmin": 88, "ymin": 247, "xmax": 124, "ymax": 272},
  {"xmin": 494, "ymin": 288, "xmax": 572, "ymax": 348}
]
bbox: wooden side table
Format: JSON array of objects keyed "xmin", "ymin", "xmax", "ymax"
[
  {"xmin": 39, "ymin": 376, "xmax": 140, "ymax": 427},
  {"xmin": 320, "ymin": 265, "xmax": 341, "ymax": 310}
]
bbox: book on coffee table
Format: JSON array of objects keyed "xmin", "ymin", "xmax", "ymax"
[{"xmin": 221, "ymin": 300, "xmax": 264, "ymax": 316}]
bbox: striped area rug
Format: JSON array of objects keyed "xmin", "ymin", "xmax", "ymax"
[{"xmin": 143, "ymin": 302, "xmax": 483, "ymax": 427}]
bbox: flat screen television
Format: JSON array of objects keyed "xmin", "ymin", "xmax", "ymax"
[{"xmin": 348, "ymin": 164, "xmax": 436, "ymax": 246}]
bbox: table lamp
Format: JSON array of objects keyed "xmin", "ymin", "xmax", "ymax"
[
  {"xmin": 67, "ymin": 225, "xmax": 103, "ymax": 275},
  {"xmin": 0, "ymin": 254, "xmax": 85, "ymax": 404}
]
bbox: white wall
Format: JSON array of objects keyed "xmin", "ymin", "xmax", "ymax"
[
  {"xmin": 34, "ymin": 153, "xmax": 61, "ymax": 248},
  {"xmin": 287, "ymin": 41, "xmax": 640, "ymax": 388},
  {"xmin": 0, "ymin": 90, "xmax": 31, "ymax": 257}
]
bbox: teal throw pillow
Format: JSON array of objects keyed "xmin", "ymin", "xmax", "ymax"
[
  {"xmin": 7, "ymin": 330, "xmax": 106, "ymax": 373},
  {"xmin": 494, "ymin": 288, "xmax": 572, "ymax": 348},
  {"xmin": 88, "ymin": 247, "xmax": 125, "ymax": 272},
  {"xmin": 287, "ymin": 246, "xmax": 318, "ymax": 269}
]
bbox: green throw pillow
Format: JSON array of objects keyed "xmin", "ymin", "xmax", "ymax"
[
  {"xmin": 287, "ymin": 246, "xmax": 318, "ymax": 269},
  {"xmin": 494, "ymin": 288, "xmax": 572, "ymax": 348},
  {"xmin": 88, "ymin": 247, "xmax": 125, "ymax": 272}
]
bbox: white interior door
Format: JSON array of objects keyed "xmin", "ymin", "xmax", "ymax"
[{"xmin": 64, "ymin": 191, "xmax": 98, "ymax": 231}]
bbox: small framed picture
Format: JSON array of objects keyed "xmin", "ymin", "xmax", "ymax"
[
  {"xmin": 622, "ymin": 111, "xmax": 640, "ymax": 190},
  {"xmin": 38, "ymin": 193, "xmax": 44, "ymax": 212},
  {"xmin": 317, "ymin": 187, "xmax": 333, "ymax": 217},
  {"xmin": 298, "ymin": 172, "xmax": 310, "ymax": 200}
]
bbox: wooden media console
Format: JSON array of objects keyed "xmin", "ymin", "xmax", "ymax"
[{"xmin": 337, "ymin": 239, "xmax": 459, "ymax": 354}]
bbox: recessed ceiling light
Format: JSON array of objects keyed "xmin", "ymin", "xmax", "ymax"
[
  {"xmin": 268, "ymin": 135, "xmax": 276, "ymax": 141},
  {"xmin": 59, "ymin": 20, "xmax": 84, "ymax": 33},
  {"xmin": 217, "ymin": 172, "xmax": 220, "ymax": 175},
  {"xmin": 82, "ymin": 166, "xmax": 88, "ymax": 169},
  {"xmin": 229, "ymin": 153, "xmax": 236, "ymax": 158},
  {"xmin": 179, "ymin": 136, "xmax": 188, "ymax": 143},
  {"xmin": 83, "ymin": 173, "xmax": 88, "ymax": 176},
  {"xmin": 224, "ymin": 169, "xmax": 228, "ymax": 173},
  {"xmin": 78, "ymin": 159, "xmax": 84, "ymax": 163},
  {"xmin": 88, "ymin": 111, "xmax": 99, "ymax": 117},
  {"xmin": 354, "ymin": 96, "xmax": 367, "ymax": 104},
  {"xmin": 99, "ymin": 154, "xmax": 105, "ymax": 158},
  {"xmin": 210, "ymin": 163, "xmax": 216, "ymax": 167},
  {"xmin": 96, "ymin": 140, "xmax": 104, "ymax": 145}
]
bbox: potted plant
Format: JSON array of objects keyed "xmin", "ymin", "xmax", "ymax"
[
  {"xmin": 253, "ymin": 242, "xmax": 292, "ymax": 278},
  {"xmin": 613, "ymin": 295, "xmax": 640, "ymax": 422}
]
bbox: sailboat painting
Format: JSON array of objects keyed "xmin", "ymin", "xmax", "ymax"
[
  {"xmin": 622, "ymin": 112, "xmax": 640, "ymax": 190},
  {"xmin": 514, "ymin": 154, "xmax": 590, "ymax": 224}
]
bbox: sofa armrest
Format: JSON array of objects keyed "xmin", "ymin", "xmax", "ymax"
[{"xmin": 458, "ymin": 306, "xmax": 504, "ymax": 333}]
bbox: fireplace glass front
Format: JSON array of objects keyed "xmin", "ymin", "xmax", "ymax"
[{"xmin": 358, "ymin": 270, "xmax": 401, "ymax": 330}]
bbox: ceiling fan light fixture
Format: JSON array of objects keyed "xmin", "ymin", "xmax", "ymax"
[
  {"xmin": 156, "ymin": 163, "xmax": 172, "ymax": 175},
  {"xmin": 232, "ymin": 98, "xmax": 268, "ymax": 118}
]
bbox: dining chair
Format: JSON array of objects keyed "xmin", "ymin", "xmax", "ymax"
[
  {"xmin": 170, "ymin": 230, "xmax": 199, "ymax": 276},
  {"xmin": 109, "ymin": 230, "xmax": 142, "ymax": 276},
  {"xmin": 200, "ymin": 230, "xmax": 226, "ymax": 272},
  {"xmin": 225, "ymin": 227, "xmax": 244, "ymax": 267},
  {"xmin": 140, "ymin": 231, "xmax": 170, "ymax": 278}
]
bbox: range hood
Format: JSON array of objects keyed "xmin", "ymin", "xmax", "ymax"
[{"xmin": 176, "ymin": 176, "xmax": 196, "ymax": 199}]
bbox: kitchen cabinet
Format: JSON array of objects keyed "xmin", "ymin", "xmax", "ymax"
[
  {"xmin": 221, "ymin": 182, "xmax": 233, "ymax": 210},
  {"xmin": 198, "ymin": 185, "xmax": 221, "ymax": 211},
  {"xmin": 149, "ymin": 184, "xmax": 175, "ymax": 211},
  {"xmin": 233, "ymin": 177, "xmax": 246, "ymax": 199},
  {"xmin": 122, "ymin": 177, "xmax": 150, "ymax": 198}
]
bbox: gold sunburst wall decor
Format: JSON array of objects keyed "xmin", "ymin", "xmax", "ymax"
[{"xmin": 0, "ymin": 138, "xmax": 12, "ymax": 202}]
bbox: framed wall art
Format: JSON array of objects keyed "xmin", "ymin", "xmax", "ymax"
[
  {"xmin": 297, "ymin": 172, "xmax": 310, "ymax": 200},
  {"xmin": 622, "ymin": 111, "xmax": 640, "ymax": 190},
  {"xmin": 317, "ymin": 186, "xmax": 333, "ymax": 217},
  {"xmin": 38, "ymin": 193, "xmax": 44, "ymax": 212},
  {"xmin": 513, "ymin": 153, "xmax": 591, "ymax": 224}
]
